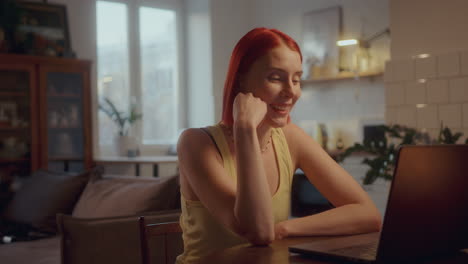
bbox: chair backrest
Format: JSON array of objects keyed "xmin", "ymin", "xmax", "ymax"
[
  {"xmin": 139, "ymin": 216, "xmax": 183, "ymax": 264},
  {"xmin": 56, "ymin": 211, "xmax": 181, "ymax": 264}
]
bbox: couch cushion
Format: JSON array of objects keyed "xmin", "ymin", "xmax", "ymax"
[
  {"xmin": 72, "ymin": 174, "xmax": 180, "ymax": 218},
  {"xmin": 2, "ymin": 169, "xmax": 93, "ymax": 233}
]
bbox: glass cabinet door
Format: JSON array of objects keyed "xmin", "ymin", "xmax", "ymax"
[
  {"xmin": 44, "ymin": 71, "xmax": 86, "ymax": 172},
  {"xmin": 0, "ymin": 66, "xmax": 37, "ymax": 190}
]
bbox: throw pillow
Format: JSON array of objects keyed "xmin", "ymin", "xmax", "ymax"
[
  {"xmin": 72, "ymin": 174, "xmax": 180, "ymax": 218},
  {"xmin": 2, "ymin": 168, "xmax": 96, "ymax": 233}
]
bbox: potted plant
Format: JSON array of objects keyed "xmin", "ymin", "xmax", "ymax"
[
  {"xmin": 99, "ymin": 97, "xmax": 142, "ymax": 156},
  {"xmin": 338, "ymin": 123, "xmax": 467, "ymax": 185}
]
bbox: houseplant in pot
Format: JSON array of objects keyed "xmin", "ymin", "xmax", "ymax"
[
  {"xmin": 99, "ymin": 97, "xmax": 142, "ymax": 156},
  {"xmin": 337, "ymin": 123, "xmax": 467, "ymax": 185}
]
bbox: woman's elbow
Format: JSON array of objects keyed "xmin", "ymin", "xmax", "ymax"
[
  {"xmin": 247, "ymin": 231, "xmax": 275, "ymax": 246},
  {"xmin": 367, "ymin": 210, "xmax": 383, "ymax": 232}
]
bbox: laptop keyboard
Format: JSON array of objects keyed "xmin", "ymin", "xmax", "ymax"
[{"xmin": 329, "ymin": 242, "xmax": 379, "ymax": 259}]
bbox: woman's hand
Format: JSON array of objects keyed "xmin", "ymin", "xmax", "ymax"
[
  {"xmin": 232, "ymin": 92, "xmax": 267, "ymax": 129},
  {"xmin": 274, "ymin": 221, "xmax": 288, "ymax": 240}
]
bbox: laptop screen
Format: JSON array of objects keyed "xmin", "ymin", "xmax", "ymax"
[{"xmin": 377, "ymin": 145, "xmax": 468, "ymax": 260}]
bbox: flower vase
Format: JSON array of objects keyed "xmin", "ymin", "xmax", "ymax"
[{"xmin": 115, "ymin": 135, "xmax": 137, "ymax": 156}]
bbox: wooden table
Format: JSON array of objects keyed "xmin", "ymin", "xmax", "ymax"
[
  {"xmin": 94, "ymin": 156, "xmax": 178, "ymax": 177},
  {"xmin": 195, "ymin": 235, "xmax": 468, "ymax": 264}
]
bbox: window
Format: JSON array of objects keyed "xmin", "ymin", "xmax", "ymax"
[
  {"xmin": 139, "ymin": 7, "xmax": 178, "ymax": 144},
  {"xmin": 96, "ymin": 1, "xmax": 181, "ymax": 152},
  {"xmin": 96, "ymin": 1, "xmax": 130, "ymax": 146}
]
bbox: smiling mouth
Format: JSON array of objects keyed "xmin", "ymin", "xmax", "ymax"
[{"xmin": 270, "ymin": 104, "xmax": 291, "ymax": 115}]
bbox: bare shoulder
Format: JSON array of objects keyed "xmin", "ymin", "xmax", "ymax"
[
  {"xmin": 177, "ymin": 128, "xmax": 208, "ymax": 151},
  {"xmin": 280, "ymin": 123, "xmax": 311, "ymax": 147},
  {"xmin": 177, "ymin": 127, "xmax": 222, "ymax": 165},
  {"xmin": 281, "ymin": 123, "xmax": 307, "ymax": 137},
  {"xmin": 280, "ymin": 123, "xmax": 312, "ymax": 168}
]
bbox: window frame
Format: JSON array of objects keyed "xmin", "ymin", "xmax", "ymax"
[{"xmin": 96, "ymin": 0, "xmax": 186, "ymax": 155}]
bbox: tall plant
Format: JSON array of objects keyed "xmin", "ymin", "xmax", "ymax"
[
  {"xmin": 338, "ymin": 124, "xmax": 466, "ymax": 185},
  {"xmin": 98, "ymin": 97, "xmax": 142, "ymax": 136}
]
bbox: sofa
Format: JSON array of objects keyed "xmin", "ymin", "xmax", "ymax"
[{"xmin": 0, "ymin": 167, "xmax": 182, "ymax": 264}]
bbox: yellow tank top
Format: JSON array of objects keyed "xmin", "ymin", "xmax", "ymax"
[{"xmin": 176, "ymin": 124, "xmax": 294, "ymax": 264}]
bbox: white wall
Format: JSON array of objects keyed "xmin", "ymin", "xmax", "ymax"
[
  {"xmin": 386, "ymin": 0, "xmax": 468, "ymax": 141},
  {"xmin": 185, "ymin": 0, "xmax": 214, "ymax": 128},
  {"xmin": 209, "ymin": 0, "xmax": 253, "ymax": 122}
]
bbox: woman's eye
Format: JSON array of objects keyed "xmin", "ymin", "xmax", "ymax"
[
  {"xmin": 292, "ymin": 79, "xmax": 300, "ymax": 84},
  {"xmin": 268, "ymin": 76, "xmax": 281, "ymax": 82}
]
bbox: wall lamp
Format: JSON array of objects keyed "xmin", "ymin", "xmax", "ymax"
[{"xmin": 337, "ymin": 28, "xmax": 390, "ymax": 48}]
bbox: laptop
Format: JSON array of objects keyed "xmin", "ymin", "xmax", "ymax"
[{"xmin": 289, "ymin": 145, "xmax": 468, "ymax": 263}]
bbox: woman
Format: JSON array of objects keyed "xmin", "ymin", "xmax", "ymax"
[{"xmin": 176, "ymin": 27, "xmax": 382, "ymax": 263}]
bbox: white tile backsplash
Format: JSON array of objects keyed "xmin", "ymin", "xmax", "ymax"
[
  {"xmin": 463, "ymin": 103, "xmax": 468, "ymax": 128},
  {"xmin": 405, "ymin": 81, "xmax": 426, "ymax": 104},
  {"xmin": 415, "ymin": 56, "xmax": 437, "ymax": 79},
  {"xmin": 449, "ymin": 77, "xmax": 468, "ymax": 103},
  {"xmin": 385, "ymin": 107, "xmax": 397, "ymax": 124},
  {"xmin": 426, "ymin": 79, "xmax": 449, "ymax": 103},
  {"xmin": 396, "ymin": 106, "xmax": 417, "ymax": 127},
  {"xmin": 393, "ymin": 59, "xmax": 415, "ymax": 81},
  {"xmin": 293, "ymin": 80, "xmax": 385, "ymax": 146},
  {"xmin": 417, "ymin": 105, "xmax": 438, "ymax": 129},
  {"xmin": 385, "ymin": 49, "xmax": 468, "ymax": 136},
  {"xmin": 437, "ymin": 52, "xmax": 460, "ymax": 77},
  {"xmin": 460, "ymin": 50, "xmax": 468, "ymax": 76},
  {"xmin": 439, "ymin": 104, "xmax": 462, "ymax": 128},
  {"xmin": 385, "ymin": 83, "xmax": 405, "ymax": 106}
]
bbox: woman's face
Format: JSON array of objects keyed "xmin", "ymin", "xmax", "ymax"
[{"xmin": 240, "ymin": 43, "xmax": 302, "ymax": 127}]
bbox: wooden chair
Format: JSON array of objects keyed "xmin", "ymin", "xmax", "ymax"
[{"xmin": 139, "ymin": 216, "xmax": 183, "ymax": 264}]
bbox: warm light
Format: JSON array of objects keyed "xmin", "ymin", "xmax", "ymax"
[
  {"xmin": 416, "ymin": 104, "xmax": 427, "ymax": 108},
  {"xmin": 418, "ymin": 79, "xmax": 427, "ymax": 83},
  {"xmin": 102, "ymin": 76, "xmax": 113, "ymax": 83},
  {"xmin": 337, "ymin": 39, "xmax": 358, "ymax": 46},
  {"xmin": 415, "ymin": 53, "xmax": 431, "ymax": 59}
]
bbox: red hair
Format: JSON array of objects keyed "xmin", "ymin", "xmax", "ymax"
[{"xmin": 221, "ymin": 28, "xmax": 303, "ymax": 125}]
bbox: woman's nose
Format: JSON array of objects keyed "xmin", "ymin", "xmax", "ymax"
[{"xmin": 281, "ymin": 80, "xmax": 299, "ymax": 98}]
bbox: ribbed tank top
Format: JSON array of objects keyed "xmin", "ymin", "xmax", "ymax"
[{"xmin": 176, "ymin": 124, "xmax": 294, "ymax": 263}]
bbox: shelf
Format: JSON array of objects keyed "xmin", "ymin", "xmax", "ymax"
[
  {"xmin": 48, "ymin": 93, "xmax": 81, "ymax": 98},
  {"xmin": 301, "ymin": 71, "xmax": 383, "ymax": 84},
  {"xmin": 0, "ymin": 91, "xmax": 29, "ymax": 97},
  {"xmin": 0, "ymin": 158, "xmax": 30, "ymax": 163},
  {"xmin": 49, "ymin": 126, "xmax": 81, "ymax": 130},
  {"xmin": 0, "ymin": 126, "xmax": 30, "ymax": 131},
  {"xmin": 48, "ymin": 156, "xmax": 83, "ymax": 161}
]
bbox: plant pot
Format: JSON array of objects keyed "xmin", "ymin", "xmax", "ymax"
[{"xmin": 115, "ymin": 135, "xmax": 137, "ymax": 156}]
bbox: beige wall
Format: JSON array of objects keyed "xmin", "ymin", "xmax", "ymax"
[
  {"xmin": 386, "ymin": 0, "xmax": 468, "ymax": 141},
  {"xmin": 390, "ymin": 0, "xmax": 468, "ymax": 59},
  {"xmin": 210, "ymin": 0, "xmax": 253, "ymax": 122}
]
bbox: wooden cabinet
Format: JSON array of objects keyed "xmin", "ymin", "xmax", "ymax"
[{"xmin": 0, "ymin": 54, "xmax": 93, "ymax": 185}]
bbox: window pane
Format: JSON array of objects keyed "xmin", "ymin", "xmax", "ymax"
[
  {"xmin": 96, "ymin": 1, "xmax": 130, "ymax": 145},
  {"xmin": 140, "ymin": 7, "xmax": 178, "ymax": 144}
]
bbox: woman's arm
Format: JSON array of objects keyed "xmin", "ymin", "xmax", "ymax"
[
  {"xmin": 275, "ymin": 124, "xmax": 382, "ymax": 239},
  {"xmin": 233, "ymin": 124, "xmax": 275, "ymax": 244},
  {"xmin": 178, "ymin": 93, "xmax": 274, "ymax": 245}
]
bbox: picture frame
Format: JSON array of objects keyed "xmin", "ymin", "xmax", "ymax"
[
  {"xmin": 15, "ymin": 1, "xmax": 71, "ymax": 57},
  {"xmin": 301, "ymin": 6, "xmax": 342, "ymax": 80}
]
